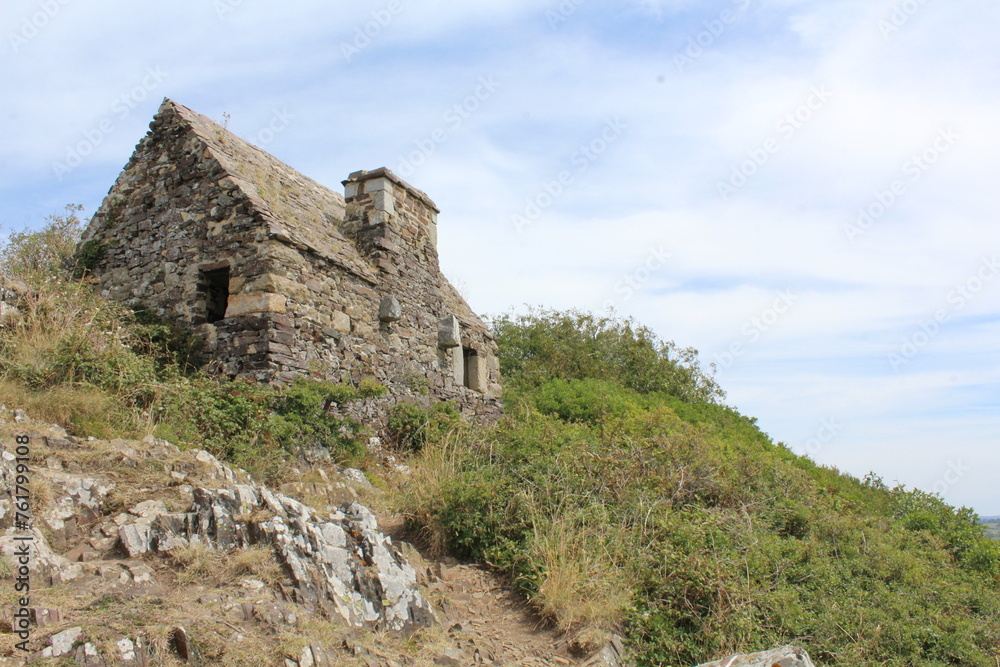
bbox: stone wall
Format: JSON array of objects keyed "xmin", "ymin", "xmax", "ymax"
[{"xmin": 80, "ymin": 99, "xmax": 501, "ymax": 430}]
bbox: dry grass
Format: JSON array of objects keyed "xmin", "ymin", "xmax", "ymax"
[
  {"xmin": 171, "ymin": 542, "xmax": 284, "ymax": 588},
  {"xmin": 526, "ymin": 507, "xmax": 637, "ymax": 649},
  {"xmin": 0, "ymin": 381, "xmax": 125, "ymax": 438},
  {"xmin": 390, "ymin": 433, "xmax": 473, "ymax": 556},
  {"xmin": 226, "ymin": 545, "xmax": 283, "ymax": 585},
  {"xmin": 0, "ymin": 278, "xmax": 162, "ymax": 439},
  {"xmin": 172, "ymin": 542, "xmax": 219, "ymax": 584}
]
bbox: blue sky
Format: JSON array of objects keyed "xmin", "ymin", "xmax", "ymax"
[{"xmin": 2, "ymin": 0, "xmax": 998, "ymax": 513}]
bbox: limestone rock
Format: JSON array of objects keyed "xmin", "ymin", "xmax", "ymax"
[
  {"xmin": 581, "ymin": 635, "xmax": 628, "ymax": 667},
  {"xmin": 47, "ymin": 626, "xmax": 83, "ymax": 657},
  {"xmin": 696, "ymin": 645, "xmax": 817, "ymax": 667},
  {"xmin": 0, "ymin": 526, "xmax": 82, "ymax": 586},
  {"xmin": 104, "ymin": 451, "xmax": 435, "ymax": 633}
]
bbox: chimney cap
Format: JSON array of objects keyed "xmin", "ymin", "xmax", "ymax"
[{"xmin": 342, "ymin": 167, "xmax": 439, "ymax": 213}]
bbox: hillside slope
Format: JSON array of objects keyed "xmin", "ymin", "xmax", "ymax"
[
  {"xmin": 1, "ymin": 214, "xmax": 998, "ymax": 666},
  {"xmin": 397, "ymin": 309, "xmax": 1000, "ymax": 666}
]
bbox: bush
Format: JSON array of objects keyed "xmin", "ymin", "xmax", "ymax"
[
  {"xmin": 157, "ymin": 376, "xmax": 372, "ymax": 482},
  {"xmin": 533, "ymin": 378, "xmax": 641, "ymax": 423},
  {"xmin": 387, "ymin": 402, "xmax": 462, "ymax": 451},
  {"xmin": 0, "ymin": 204, "xmax": 86, "ymax": 284},
  {"xmin": 489, "ymin": 308, "xmax": 723, "ymax": 403}
]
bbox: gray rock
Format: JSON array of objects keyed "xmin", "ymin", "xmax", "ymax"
[
  {"xmin": 119, "ymin": 520, "xmax": 152, "ymax": 557},
  {"xmin": 0, "ymin": 527, "xmax": 82, "ymax": 586},
  {"xmin": 379, "ymin": 295, "xmax": 402, "ymax": 323},
  {"xmin": 696, "ymin": 645, "xmax": 817, "ymax": 667},
  {"xmin": 70, "ymin": 641, "xmax": 105, "ymax": 666},
  {"xmin": 582, "ymin": 635, "xmax": 628, "ymax": 667},
  {"xmin": 129, "ymin": 499, "xmax": 168, "ymax": 518},
  {"xmin": 104, "ymin": 450, "xmax": 436, "ymax": 633},
  {"xmin": 48, "ymin": 626, "xmax": 83, "ymax": 656}
]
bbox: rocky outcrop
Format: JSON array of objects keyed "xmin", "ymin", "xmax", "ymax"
[
  {"xmin": 0, "ymin": 422, "xmax": 434, "ymax": 664},
  {"xmin": 696, "ymin": 645, "xmax": 817, "ymax": 667},
  {"xmin": 115, "ymin": 481, "xmax": 435, "ymax": 631}
]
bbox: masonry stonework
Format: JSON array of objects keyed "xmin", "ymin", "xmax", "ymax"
[{"xmin": 79, "ymin": 99, "xmax": 502, "ymax": 427}]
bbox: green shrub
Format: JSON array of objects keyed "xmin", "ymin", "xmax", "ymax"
[
  {"xmin": 358, "ymin": 376, "xmax": 388, "ymax": 398},
  {"xmin": 489, "ymin": 307, "xmax": 724, "ymax": 403},
  {"xmin": 399, "ymin": 309, "xmax": 1000, "ymax": 664},
  {"xmin": 157, "ymin": 376, "xmax": 371, "ymax": 481},
  {"xmin": 533, "ymin": 378, "xmax": 641, "ymax": 423},
  {"xmin": 387, "ymin": 402, "xmax": 462, "ymax": 451},
  {"xmin": 0, "ymin": 204, "xmax": 86, "ymax": 284}
]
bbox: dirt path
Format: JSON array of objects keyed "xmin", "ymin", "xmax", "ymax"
[
  {"xmin": 380, "ymin": 517, "xmax": 601, "ymax": 667},
  {"xmin": 422, "ymin": 560, "xmax": 578, "ymax": 666}
]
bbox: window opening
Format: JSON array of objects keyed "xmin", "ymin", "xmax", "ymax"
[{"xmin": 201, "ymin": 267, "xmax": 230, "ymax": 323}]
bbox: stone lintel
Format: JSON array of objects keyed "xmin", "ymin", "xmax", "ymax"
[{"xmin": 225, "ymin": 293, "xmax": 287, "ymax": 318}]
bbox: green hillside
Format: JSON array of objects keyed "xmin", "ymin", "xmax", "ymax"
[
  {"xmin": 3, "ymin": 211, "xmax": 999, "ymax": 666},
  {"xmin": 398, "ymin": 309, "xmax": 1000, "ymax": 666}
]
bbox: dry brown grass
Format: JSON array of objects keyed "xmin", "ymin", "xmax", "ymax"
[
  {"xmin": 390, "ymin": 433, "xmax": 472, "ymax": 557},
  {"xmin": 226, "ymin": 545, "xmax": 283, "ymax": 585},
  {"xmin": 171, "ymin": 541, "xmax": 284, "ymax": 588},
  {"xmin": 526, "ymin": 507, "xmax": 637, "ymax": 649},
  {"xmin": 0, "ymin": 381, "xmax": 125, "ymax": 438},
  {"xmin": 0, "ymin": 277, "xmax": 161, "ymax": 439}
]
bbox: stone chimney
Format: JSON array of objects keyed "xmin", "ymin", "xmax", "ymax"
[{"xmin": 342, "ymin": 168, "xmax": 440, "ymax": 274}]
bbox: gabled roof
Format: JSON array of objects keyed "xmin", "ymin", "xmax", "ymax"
[{"xmin": 160, "ymin": 99, "xmax": 377, "ymax": 282}]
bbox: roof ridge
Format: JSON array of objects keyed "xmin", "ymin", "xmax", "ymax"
[{"xmin": 153, "ymin": 99, "xmax": 377, "ymax": 283}]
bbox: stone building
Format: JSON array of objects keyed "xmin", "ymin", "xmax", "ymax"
[{"xmin": 79, "ymin": 99, "xmax": 502, "ymax": 423}]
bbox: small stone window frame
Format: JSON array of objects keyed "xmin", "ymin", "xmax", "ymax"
[{"xmin": 463, "ymin": 346, "xmax": 486, "ymax": 393}]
